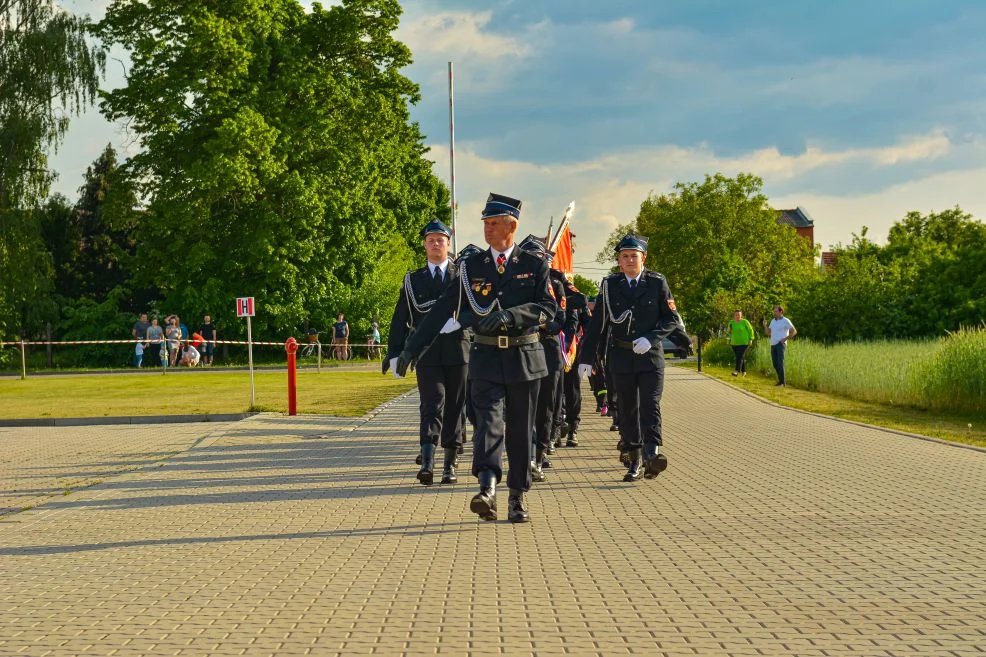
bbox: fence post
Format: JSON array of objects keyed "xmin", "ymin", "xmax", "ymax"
[
  {"xmin": 697, "ymin": 335, "xmax": 702, "ymax": 373},
  {"xmin": 46, "ymin": 323, "xmax": 53, "ymax": 368},
  {"xmin": 20, "ymin": 339, "xmax": 27, "ymax": 380},
  {"xmin": 317, "ymin": 341, "xmax": 321, "ymax": 373},
  {"xmin": 285, "ymin": 337, "xmax": 298, "ymax": 416}
]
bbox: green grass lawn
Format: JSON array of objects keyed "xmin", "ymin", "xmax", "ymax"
[
  {"xmin": 675, "ymin": 361, "xmax": 986, "ymax": 449},
  {"xmin": 0, "ymin": 370, "xmax": 416, "ymax": 418}
]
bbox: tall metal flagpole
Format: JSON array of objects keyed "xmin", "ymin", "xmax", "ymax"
[{"xmin": 448, "ymin": 61, "xmax": 457, "ymax": 253}]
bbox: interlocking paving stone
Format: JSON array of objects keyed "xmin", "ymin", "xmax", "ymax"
[{"xmin": 0, "ymin": 369, "xmax": 984, "ymax": 656}]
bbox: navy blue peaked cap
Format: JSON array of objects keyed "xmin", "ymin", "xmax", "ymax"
[
  {"xmin": 456, "ymin": 243, "xmax": 483, "ymax": 261},
  {"xmin": 420, "ymin": 219, "xmax": 452, "ymax": 239},
  {"xmin": 481, "ymin": 193, "xmax": 522, "ymax": 220},
  {"xmin": 518, "ymin": 234, "xmax": 547, "ymax": 258},
  {"xmin": 615, "ymin": 233, "xmax": 648, "ymax": 254}
]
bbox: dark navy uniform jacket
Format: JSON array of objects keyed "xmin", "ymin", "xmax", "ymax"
[
  {"xmin": 579, "ymin": 269, "xmax": 686, "ymax": 375},
  {"xmin": 387, "ymin": 261, "xmax": 469, "ymax": 367},
  {"xmin": 404, "ymin": 247, "xmax": 557, "ymax": 385}
]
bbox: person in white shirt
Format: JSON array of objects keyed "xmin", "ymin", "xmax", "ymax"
[
  {"xmin": 766, "ymin": 306, "xmax": 797, "ymax": 386},
  {"xmin": 180, "ymin": 344, "xmax": 201, "ymax": 367}
]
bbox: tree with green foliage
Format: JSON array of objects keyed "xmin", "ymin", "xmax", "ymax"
[
  {"xmin": 95, "ymin": 0, "xmax": 449, "ymax": 340},
  {"xmin": 571, "ymin": 274, "xmax": 599, "ymax": 298},
  {"xmin": 790, "ymin": 208, "xmax": 986, "ymax": 342},
  {"xmin": 600, "ymin": 173, "xmax": 815, "ymax": 336},
  {"xmin": 0, "ymin": 0, "xmax": 104, "ymax": 340}
]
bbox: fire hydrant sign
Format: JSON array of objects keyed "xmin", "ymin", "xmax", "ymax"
[{"xmin": 236, "ymin": 297, "xmax": 255, "ymax": 317}]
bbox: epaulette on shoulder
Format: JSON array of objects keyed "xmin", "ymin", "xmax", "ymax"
[
  {"xmin": 604, "ymin": 272, "xmax": 623, "ymax": 282},
  {"xmin": 516, "ymin": 250, "xmax": 544, "ymax": 267},
  {"xmin": 644, "ymin": 270, "xmax": 665, "ymax": 280}
]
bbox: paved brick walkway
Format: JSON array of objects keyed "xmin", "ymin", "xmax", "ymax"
[{"xmin": 1, "ymin": 368, "xmax": 984, "ymax": 656}]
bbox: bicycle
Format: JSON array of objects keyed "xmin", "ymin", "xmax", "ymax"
[
  {"xmin": 365, "ymin": 333, "xmax": 382, "ymax": 360},
  {"xmin": 300, "ymin": 331, "xmax": 320, "ymax": 359}
]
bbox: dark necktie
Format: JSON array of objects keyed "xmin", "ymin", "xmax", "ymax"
[
  {"xmin": 630, "ymin": 278, "xmax": 638, "ymax": 290},
  {"xmin": 433, "ymin": 267, "xmax": 442, "ymax": 284}
]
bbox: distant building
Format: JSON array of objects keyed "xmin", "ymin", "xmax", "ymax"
[{"xmin": 776, "ymin": 207, "xmax": 815, "ymax": 243}]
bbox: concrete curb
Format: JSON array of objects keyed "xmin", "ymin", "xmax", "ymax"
[
  {"xmin": 0, "ymin": 413, "xmax": 257, "ymax": 428},
  {"xmin": 689, "ymin": 368, "xmax": 986, "ymax": 454}
]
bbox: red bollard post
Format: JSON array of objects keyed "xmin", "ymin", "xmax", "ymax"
[{"xmin": 285, "ymin": 337, "xmax": 298, "ymax": 416}]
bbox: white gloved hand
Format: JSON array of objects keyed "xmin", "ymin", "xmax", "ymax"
[
  {"xmin": 439, "ymin": 317, "xmax": 461, "ymax": 334},
  {"xmin": 632, "ymin": 337, "xmax": 652, "ymax": 354},
  {"xmin": 390, "ymin": 357, "xmax": 403, "ymax": 378},
  {"xmin": 577, "ymin": 364, "xmax": 593, "ymax": 379}
]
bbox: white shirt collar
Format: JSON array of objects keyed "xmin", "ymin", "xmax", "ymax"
[
  {"xmin": 625, "ymin": 272, "xmax": 642, "ymax": 285},
  {"xmin": 490, "ymin": 245, "xmax": 515, "ymax": 264},
  {"xmin": 428, "ymin": 259, "xmax": 449, "ymax": 277}
]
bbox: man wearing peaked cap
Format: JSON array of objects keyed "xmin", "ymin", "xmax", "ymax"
[
  {"xmin": 396, "ymin": 193, "xmax": 557, "ymax": 523},
  {"xmin": 577, "ymin": 234, "xmax": 691, "ymax": 482},
  {"xmin": 456, "ymin": 243, "xmax": 483, "ymax": 262},
  {"xmin": 384, "ymin": 218, "xmax": 469, "ymax": 486}
]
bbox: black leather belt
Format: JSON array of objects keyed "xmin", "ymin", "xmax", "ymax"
[
  {"xmin": 474, "ymin": 333, "xmax": 541, "ymax": 349},
  {"xmin": 613, "ymin": 339, "xmax": 635, "ymax": 350}
]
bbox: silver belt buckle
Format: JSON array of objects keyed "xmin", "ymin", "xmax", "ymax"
[{"xmin": 498, "ymin": 335, "xmax": 509, "ymax": 349}]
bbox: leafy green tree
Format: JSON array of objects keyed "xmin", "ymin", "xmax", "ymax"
[
  {"xmin": 600, "ymin": 173, "xmax": 815, "ymax": 336},
  {"xmin": 571, "ymin": 274, "xmax": 599, "ymax": 297},
  {"xmin": 0, "ymin": 0, "xmax": 104, "ymax": 340},
  {"xmin": 96, "ymin": 0, "xmax": 449, "ymax": 340}
]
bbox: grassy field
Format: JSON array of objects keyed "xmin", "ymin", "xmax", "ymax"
[
  {"xmin": 676, "ymin": 361, "xmax": 986, "ymax": 449},
  {"xmin": 0, "ymin": 370, "xmax": 416, "ymax": 418},
  {"xmin": 700, "ymin": 327, "xmax": 986, "ymax": 414}
]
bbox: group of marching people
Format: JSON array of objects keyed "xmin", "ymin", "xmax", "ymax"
[{"xmin": 384, "ymin": 192, "xmax": 691, "ymax": 523}]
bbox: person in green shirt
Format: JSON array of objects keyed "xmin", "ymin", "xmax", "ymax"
[{"xmin": 728, "ymin": 310, "xmax": 755, "ymax": 376}]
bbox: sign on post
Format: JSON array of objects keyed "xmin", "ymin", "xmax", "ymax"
[
  {"xmin": 236, "ymin": 297, "xmax": 256, "ymax": 408},
  {"xmin": 236, "ymin": 297, "xmax": 255, "ymax": 317}
]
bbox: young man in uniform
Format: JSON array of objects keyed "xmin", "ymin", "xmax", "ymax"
[
  {"xmin": 396, "ymin": 194, "xmax": 556, "ymax": 523},
  {"xmin": 578, "ymin": 235, "xmax": 690, "ymax": 482},
  {"xmin": 384, "ymin": 220, "xmax": 469, "ymax": 486}
]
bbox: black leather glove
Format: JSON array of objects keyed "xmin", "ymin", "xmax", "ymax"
[
  {"xmin": 395, "ymin": 350, "xmax": 414, "ymax": 377},
  {"xmin": 477, "ymin": 310, "xmax": 512, "ymax": 333},
  {"xmin": 381, "ymin": 358, "xmax": 390, "ymax": 375}
]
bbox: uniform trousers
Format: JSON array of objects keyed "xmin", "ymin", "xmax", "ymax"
[
  {"xmin": 471, "ymin": 378, "xmax": 537, "ymax": 492},
  {"xmin": 534, "ymin": 338, "xmax": 564, "ymax": 450},
  {"xmin": 563, "ymin": 366, "xmax": 582, "ymax": 431},
  {"xmin": 416, "ymin": 364, "xmax": 468, "ymax": 449},
  {"xmin": 612, "ymin": 366, "xmax": 665, "ymax": 450}
]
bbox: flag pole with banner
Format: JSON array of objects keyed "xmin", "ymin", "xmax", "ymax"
[{"xmin": 548, "ymin": 202, "xmax": 578, "ymax": 368}]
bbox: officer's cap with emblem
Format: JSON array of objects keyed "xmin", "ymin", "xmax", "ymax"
[
  {"xmin": 420, "ymin": 219, "xmax": 452, "ymax": 239},
  {"xmin": 615, "ymin": 233, "xmax": 648, "ymax": 254},
  {"xmin": 455, "ymin": 243, "xmax": 483, "ymax": 261},
  {"xmin": 481, "ymin": 193, "xmax": 522, "ymax": 220},
  {"xmin": 518, "ymin": 234, "xmax": 547, "ymax": 259}
]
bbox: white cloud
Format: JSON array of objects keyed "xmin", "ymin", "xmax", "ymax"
[
  {"xmin": 398, "ymin": 10, "xmax": 534, "ymax": 60},
  {"xmin": 426, "ymin": 129, "xmax": 986, "ymax": 278}
]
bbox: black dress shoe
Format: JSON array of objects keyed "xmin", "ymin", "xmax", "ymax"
[
  {"xmin": 609, "ymin": 422, "xmax": 618, "ymax": 431},
  {"xmin": 457, "ymin": 444, "xmax": 464, "ymax": 455},
  {"xmin": 470, "ymin": 470, "xmax": 497, "ymax": 521},
  {"xmin": 566, "ymin": 431, "xmax": 578, "ymax": 447},
  {"xmin": 644, "ymin": 453, "xmax": 668, "ymax": 479},
  {"xmin": 417, "ymin": 443, "xmax": 435, "ymax": 486},
  {"xmin": 440, "ymin": 447, "xmax": 458, "ymax": 484},
  {"xmin": 415, "ymin": 453, "xmax": 422, "ymax": 465},
  {"xmin": 508, "ymin": 489, "xmax": 529, "ymax": 523},
  {"xmin": 623, "ymin": 449, "xmax": 642, "ymax": 482}
]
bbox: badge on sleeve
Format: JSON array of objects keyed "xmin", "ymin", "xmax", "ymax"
[{"xmin": 667, "ymin": 298, "xmax": 677, "ymax": 312}]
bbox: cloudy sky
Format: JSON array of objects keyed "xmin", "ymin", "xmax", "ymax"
[{"xmin": 56, "ymin": 1, "xmax": 986, "ymax": 277}]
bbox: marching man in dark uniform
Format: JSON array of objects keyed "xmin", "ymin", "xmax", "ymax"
[
  {"xmin": 384, "ymin": 220, "xmax": 469, "ymax": 486},
  {"xmin": 396, "ymin": 193, "xmax": 556, "ymax": 523},
  {"xmin": 578, "ymin": 234, "xmax": 690, "ymax": 482},
  {"xmin": 560, "ymin": 289, "xmax": 589, "ymax": 446},
  {"xmin": 517, "ymin": 234, "xmax": 564, "ymax": 483}
]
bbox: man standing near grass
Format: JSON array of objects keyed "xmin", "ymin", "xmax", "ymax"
[
  {"xmin": 729, "ymin": 310, "xmax": 755, "ymax": 376},
  {"xmin": 767, "ymin": 306, "xmax": 797, "ymax": 386}
]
